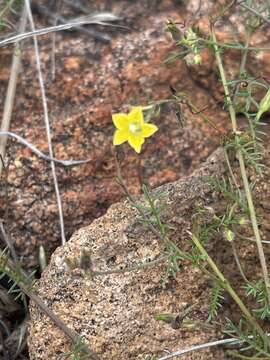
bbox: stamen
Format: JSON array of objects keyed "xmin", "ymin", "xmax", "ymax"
[{"xmin": 129, "ymin": 122, "xmax": 142, "ymax": 134}]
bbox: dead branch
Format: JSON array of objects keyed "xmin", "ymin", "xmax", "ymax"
[
  {"xmin": 0, "ymin": 12, "xmax": 122, "ymax": 48},
  {"xmin": 0, "ymin": 5, "xmax": 28, "ymax": 176},
  {"xmin": 0, "ymin": 131, "xmax": 91, "ymax": 166}
]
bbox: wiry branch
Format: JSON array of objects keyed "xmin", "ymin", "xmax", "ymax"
[
  {"xmin": 0, "ymin": 131, "xmax": 91, "ymax": 166},
  {"xmin": 238, "ymin": 1, "xmax": 270, "ymax": 25}
]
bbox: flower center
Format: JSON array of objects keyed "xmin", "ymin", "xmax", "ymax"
[{"xmin": 129, "ymin": 122, "xmax": 142, "ymax": 135}]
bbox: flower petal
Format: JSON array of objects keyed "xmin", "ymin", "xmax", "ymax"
[
  {"xmin": 112, "ymin": 113, "xmax": 129, "ymax": 130},
  {"xmin": 128, "ymin": 135, "xmax": 144, "ymax": 153},
  {"xmin": 142, "ymin": 123, "xmax": 158, "ymax": 138},
  {"xmin": 113, "ymin": 130, "xmax": 129, "ymax": 145},
  {"xmin": 128, "ymin": 107, "xmax": 144, "ymax": 124}
]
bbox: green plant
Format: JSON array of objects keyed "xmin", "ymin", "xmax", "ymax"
[
  {"xmin": 161, "ymin": 1, "xmax": 270, "ymax": 357},
  {"xmin": 0, "ymin": 0, "xmax": 23, "ymax": 31},
  {"xmin": 207, "ymin": 282, "xmax": 225, "ymax": 322},
  {"xmin": 0, "ymin": 248, "xmax": 99, "ymax": 359},
  {"xmin": 60, "ymin": 337, "xmax": 91, "ymax": 360},
  {"xmin": 245, "ymin": 281, "xmax": 270, "ymax": 320},
  {"xmin": 110, "ymin": 2, "xmax": 270, "ymax": 358}
]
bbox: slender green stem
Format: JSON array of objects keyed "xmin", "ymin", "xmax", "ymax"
[
  {"xmin": 236, "ymin": 231, "xmax": 270, "ymax": 245},
  {"xmin": 232, "ymin": 29, "xmax": 251, "ymax": 106},
  {"xmin": 90, "ymin": 255, "xmax": 168, "ymax": 277},
  {"xmin": 223, "ymin": 148, "xmax": 241, "ymax": 197},
  {"xmin": 0, "ymin": 0, "xmax": 16, "ymax": 20},
  {"xmin": 202, "ymin": 39, "xmax": 270, "ymax": 52},
  {"xmin": 212, "ymin": 0, "xmax": 237, "ymax": 22},
  {"xmin": 238, "ymin": 152, "xmax": 270, "ymax": 300},
  {"xmin": 239, "ymin": 2, "xmax": 270, "ymax": 26},
  {"xmin": 114, "ymin": 152, "xmax": 167, "ymax": 243},
  {"xmin": 231, "ymin": 240, "xmax": 249, "ymax": 283},
  {"xmin": 211, "ymin": 25, "xmax": 270, "ymax": 305},
  {"xmin": 239, "ymin": 31, "xmax": 251, "ymax": 76},
  {"xmin": 191, "ymin": 233, "xmax": 268, "ymax": 342},
  {"xmin": 152, "ymin": 97, "xmax": 220, "ymax": 132},
  {"xmin": 185, "ymin": 98, "xmax": 221, "ymax": 132},
  {"xmin": 211, "ymin": 30, "xmax": 237, "ymax": 133},
  {"xmin": 227, "ymin": 349, "xmax": 270, "ymax": 359},
  {"xmin": 229, "ymin": 21, "xmax": 252, "ymax": 286}
]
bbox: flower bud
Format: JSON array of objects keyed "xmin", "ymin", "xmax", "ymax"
[
  {"xmin": 256, "ymin": 88, "xmax": 270, "ymax": 121},
  {"xmin": 224, "ymin": 228, "xmax": 235, "ymax": 242}
]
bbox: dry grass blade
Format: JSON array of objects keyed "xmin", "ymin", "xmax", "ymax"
[
  {"xmin": 157, "ymin": 338, "xmax": 241, "ymax": 360},
  {"xmin": 34, "ymin": 3, "xmax": 112, "ymax": 43},
  {"xmin": 0, "ymin": 284, "xmax": 20, "ymax": 314},
  {"xmin": 4, "ymin": 317, "xmax": 28, "ymax": 358},
  {"xmin": 0, "ymin": 221, "xmax": 18, "ymax": 263},
  {"xmin": 0, "ymin": 12, "xmax": 122, "ymax": 47},
  {"xmin": 0, "ymin": 4, "xmax": 28, "ymax": 176},
  {"xmin": 24, "ymin": 0, "xmax": 66, "ymax": 245},
  {"xmin": 2, "ymin": 256, "xmax": 100, "ymax": 360}
]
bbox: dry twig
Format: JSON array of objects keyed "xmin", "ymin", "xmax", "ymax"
[
  {"xmin": 4, "ymin": 256, "xmax": 100, "ymax": 360},
  {"xmin": 0, "ymin": 131, "xmax": 91, "ymax": 166},
  {"xmin": 0, "ymin": 5, "xmax": 28, "ymax": 175},
  {"xmin": 158, "ymin": 337, "xmax": 240, "ymax": 360}
]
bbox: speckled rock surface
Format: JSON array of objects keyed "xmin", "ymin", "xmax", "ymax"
[{"xmin": 28, "ymin": 148, "xmax": 229, "ymax": 360}]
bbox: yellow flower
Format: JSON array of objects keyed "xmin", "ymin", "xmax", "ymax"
[{"xmin": 112, "ymin": 106, "xmax": 158, "ymax": 153}]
